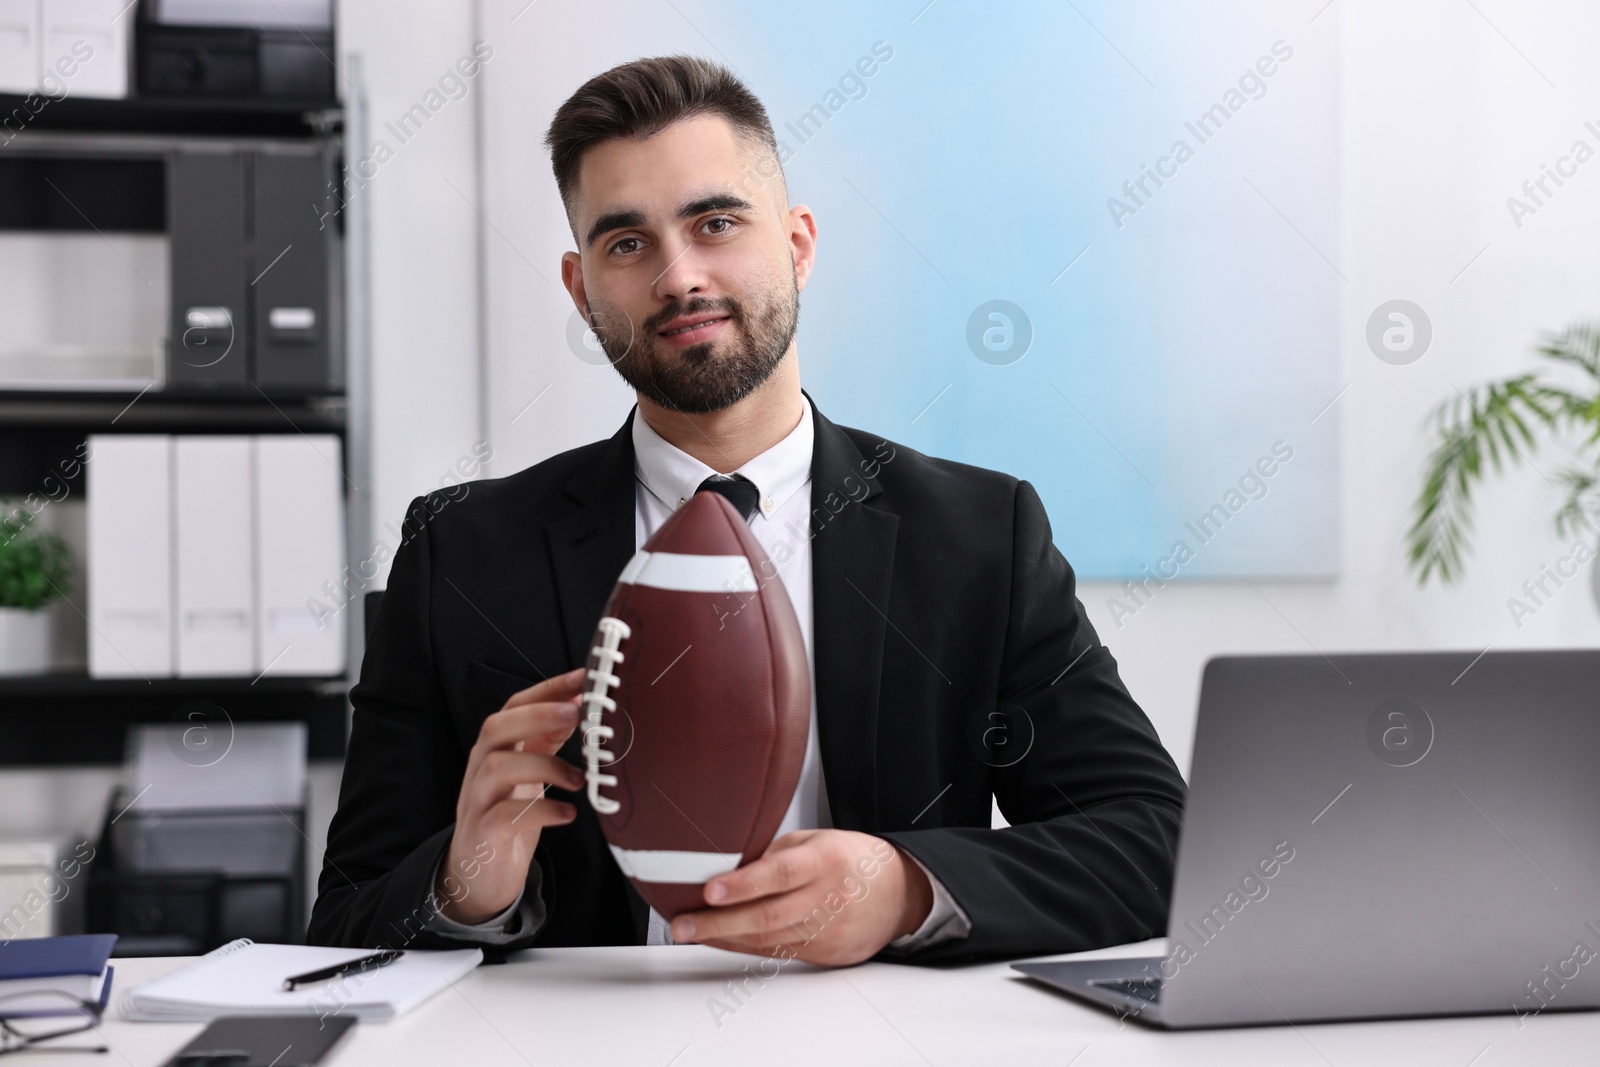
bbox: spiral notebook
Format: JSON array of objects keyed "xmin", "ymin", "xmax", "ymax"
[{"xmin": 120, "ymin": 940, "xmax": 482, "ymax": 1023}]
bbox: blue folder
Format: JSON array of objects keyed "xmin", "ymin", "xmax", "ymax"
[{"xmin": 0, "ymin": 934, "xmax": 117, "ymax": 1018}]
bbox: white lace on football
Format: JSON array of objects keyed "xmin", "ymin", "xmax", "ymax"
[{"xmin": 582, "ymin": 616, "xmax": 630, "ymax": 815}]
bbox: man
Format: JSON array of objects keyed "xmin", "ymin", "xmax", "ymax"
[{"xmin": 309, "ymin": 55, "xmax": 1186, "ymax": 965}]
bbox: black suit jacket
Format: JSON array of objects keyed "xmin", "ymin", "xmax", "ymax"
[{"xmin": 308, "ymin": 402, "xmax": 1187, "ymax": 963}]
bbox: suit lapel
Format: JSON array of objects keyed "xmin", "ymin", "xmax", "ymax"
[
  {"xmin": 808, "ymin": 403, "xmax": 898, "ymax": 833},
  {"xmin": 546, "ymin": 412, "xmax": 639, "ymax": 670},
  {"xmin": 546, "ymin": 413, "xmax": 649, "ymax": 941}
]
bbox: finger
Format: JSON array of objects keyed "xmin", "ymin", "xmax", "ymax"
[
  {"xmin": 695, "ymin": 926, "xmax": 803, "ymax": 951},
  {"xmin": 501, "ymin": 667, "xmax": 587, "ymax": 710},
  {"xmin": 673, "ymin": 886, "xmax": 823, "ymax": 944},
  {"xmin": 695, "ymin": 937, "xmax": 772, "ymax": 957},
  {"xmin": 698, "ymin": 936, "xmax": 809, "ymax": 961},
  {"xmin": 702, "ymin": 838, "xmax": 821, "ymax": 906},
  {"xmin": 475, "ymin": 699, "xmax": 581, "ymax": 758},
  {"xmin": 492, "ymin": 792, "xmax": 578, "ymax": 831},
  {"xmin": 471, "ymin": 750, "xmax": 584, "ymax": 810},
  {"xmin": 465, "ymin": 702, "xmax": 578, "ymax": 788},
  {"xmin": 763, "ymin": 829, "xmax": 822, "ymax": 853},
  {"xmin": 476, "ymin": 749, "xmax": 583, "ymax": 793}
]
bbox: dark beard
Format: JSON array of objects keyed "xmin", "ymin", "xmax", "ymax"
[{"xmin": 589, "ymin": 271, "xmax": 799, "ymax": 415}]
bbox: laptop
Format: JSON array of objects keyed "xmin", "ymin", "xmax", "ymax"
[{"xmin": 1014, "ymin": 649, "xmax": 1600, "ymax": 1028}]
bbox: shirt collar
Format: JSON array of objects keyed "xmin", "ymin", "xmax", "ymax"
[{"xmin": 632, "ymin": 399, "xmax": 814, "ymax": 520}]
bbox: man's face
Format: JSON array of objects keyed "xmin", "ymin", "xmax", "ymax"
[{"xmin": 560, "ymin": 114, "xmax": 813, "ymax": 415}]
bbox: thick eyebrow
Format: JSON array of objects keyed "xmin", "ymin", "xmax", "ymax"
[{"xmin": 584, "ymin": 193, "xmax": 756, "ymax": 250}]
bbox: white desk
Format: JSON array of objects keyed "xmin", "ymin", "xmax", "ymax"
[{"xmin": 50, "ymin": 939, "xmax": 1599, "ymax": 1065}]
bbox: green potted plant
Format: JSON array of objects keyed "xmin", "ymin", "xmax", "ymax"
[
  {"xmin": 0, "ymin": 503, "xmax": 74, "ymax": 675},
  {"xmin": 1409, "ymin": 322, "xmax": 1600, "ymax": 590}
]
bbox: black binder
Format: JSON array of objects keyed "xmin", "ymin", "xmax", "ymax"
[
  {"xmin": 166, "ymin": 145, "xmax": 341, "ymax": 395},
  {"xmin": 167, "ymin": 149, "xmax": 248, "ymax": 390},
  {"xmin": 252, "ymin": 149, "xmax": 340, "ymax": 394}
]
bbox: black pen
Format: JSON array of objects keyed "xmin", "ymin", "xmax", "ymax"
[{"xmin": 283, "ymin": 950, "xmax": 403, "ymax": 991}]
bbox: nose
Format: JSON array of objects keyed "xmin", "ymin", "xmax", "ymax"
[{"xmin": 651, "ymin": 235, "xmax": 711, "ymax": 306}]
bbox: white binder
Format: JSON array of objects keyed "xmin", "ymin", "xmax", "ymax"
[
  {"xmin": 41, "ymin": 0, "xmax": 128, "ymax": 99},
  {"xmin": 173, "ymin": 436, "xmax": 256, "ymax": 677},
  {"xmin": 0, "ymin": 0, "xmax": 38, "ymax": 95},
  {"xmin": 253, "ymin": 434, "xmax": 345, "ymax": 676},
  {"xmin": 86, "ymin": 434, "xmax": 173, "ymax": 678}
]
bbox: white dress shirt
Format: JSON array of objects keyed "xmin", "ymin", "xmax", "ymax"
[{"xmin": 430, "ymin": 399, "xmax": 969, "ymax": 951}]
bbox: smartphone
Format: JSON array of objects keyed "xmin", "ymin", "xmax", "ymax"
[{"xmin": 160, "ymin": 1014, "xmax": 357, "ymax": 1066}]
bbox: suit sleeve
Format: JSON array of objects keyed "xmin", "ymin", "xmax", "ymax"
[
  {"xmin": 878, "ymin": 480, "xmax": 1187, "ymax": 963},
  {"xmin": 306, "ymin": 496, "xmax": 547, "ymax": 950}
]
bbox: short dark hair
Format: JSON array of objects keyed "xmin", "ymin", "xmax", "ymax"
[{"xmin": 544, "ymin": 55, "xmax": 782, "ymax": 218}]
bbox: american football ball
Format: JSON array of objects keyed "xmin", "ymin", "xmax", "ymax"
[{"xmin": 580, "ymin": 490, "xmax": 809, "ymax": 918}]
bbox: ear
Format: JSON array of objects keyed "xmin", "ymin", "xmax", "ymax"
[
  {"xmin": 787, "ymin": 204, "xmax": 818, "ymax": 293},
  {"xmin": 562, "ymin": 250, "xmax": 588, "ymax": 316}
]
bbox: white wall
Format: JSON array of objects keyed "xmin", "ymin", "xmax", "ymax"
[
  {"xmin": 339, "ymin": 0, "xmax": 487, "ymax": 567},
  {"xmin": 473, "ymin": 0, "xmax": 648, "ymax": 469},
  {"xmin": 1086, "ymin": 0, "xmax": 1600, "ymax": 769}
]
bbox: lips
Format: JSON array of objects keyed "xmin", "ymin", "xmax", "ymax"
[{"xmin": 658, "ymin": 314, "xmax": 731, "ymax": 337}]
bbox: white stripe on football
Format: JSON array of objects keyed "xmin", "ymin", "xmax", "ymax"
[
  {"xmin": 617, "ymin": 550, "xmax": 757, "ymax": 593},
  {"xmin": 608, "ymin": 845, "xmax": 743, "ymax": 884}
]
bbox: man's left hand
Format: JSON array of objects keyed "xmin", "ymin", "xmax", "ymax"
[{"xmin": 669, "ymin": 829, "xmax": 934, "ymax": 966}]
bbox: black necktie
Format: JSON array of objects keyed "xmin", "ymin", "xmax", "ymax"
[{"xmin": 696, "ymin": 475, "xmax": 760, "ymax": 521}]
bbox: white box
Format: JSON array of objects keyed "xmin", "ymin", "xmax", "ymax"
[
  {"xmin": 0, "ymin": 840, "xmax": 75, "ymax": 940},
  {"xmin": 131, "ymin": 721, "xmax": 307, "ymax": 810},
  {"xmin": 174, "ymin": 436, "xmax": 255, "ymax": 677},
  {"xmin": 157, "ymin": 0, "xmax": 330, "ymax": 29},
  {"xmin": 87, "ymin": 434, "xmax": 174, "ymax": 678},
  {"xmin": 254, "ymin": 435, "xmax": 345, "ymax": 677},
  {"xmin": 0, "ymin": 0, "xmax": 38, "ymax": 96},
  {"xmin": 41, "ymin": 0, "xmax": 128, "ymax": 99}
]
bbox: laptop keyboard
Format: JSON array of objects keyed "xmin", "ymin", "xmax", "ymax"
[{"xmin": 1091, "ymin": 978, "xmax": 1163, "ymax": 1003}]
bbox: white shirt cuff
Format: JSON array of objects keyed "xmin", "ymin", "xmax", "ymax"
[
  {"xmin": 424, "ymin": 853, "xmax": 545, "ymax": 943},
  {"xmin": 888, "ymin": 853, "xmax": 972, "ymax": 951}
]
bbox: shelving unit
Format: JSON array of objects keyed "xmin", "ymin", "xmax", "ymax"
[
  {"xmin": 0, "ymin": 394, "xmax": 346, "ymax": 430},
  {"xmin": 0, "ymin": 673, "xmax": 348, "ymax": 764},
  {"xmin": 0, "ymin": 83, "xmax": 371, "ymax": 766},
  {"xmin": 0, "ymin": 93, "xmax": 340, "ymax": 137}
]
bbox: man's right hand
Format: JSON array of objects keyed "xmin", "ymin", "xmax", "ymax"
[{"xmin": 435, "ymin": 667, "xmax": 588, "ymax": 924}]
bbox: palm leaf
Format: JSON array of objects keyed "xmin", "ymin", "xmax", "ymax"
[
  {"xmin": 1553, "ymin": 464, "xmax": 1600, "ymax": 540},
  {"xmin": 1535, "ymin": 322, "xmax": 1600, "ymax": 381},
  {"xmin": 1409, "ymin": 320, "xmax": 1600, "ymax": 585},
  {"xmin": 1535, "ymin": 323, "xmax": 1600, "ymax": 443},
  {"xmin": 1408, "ymin": 375, "xmax": 1556, "ymax": 584}
]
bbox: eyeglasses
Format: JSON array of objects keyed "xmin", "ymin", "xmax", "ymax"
[{"xmin": 0, "ymin": 988, "xmax": 108, "ymax": 1057}]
